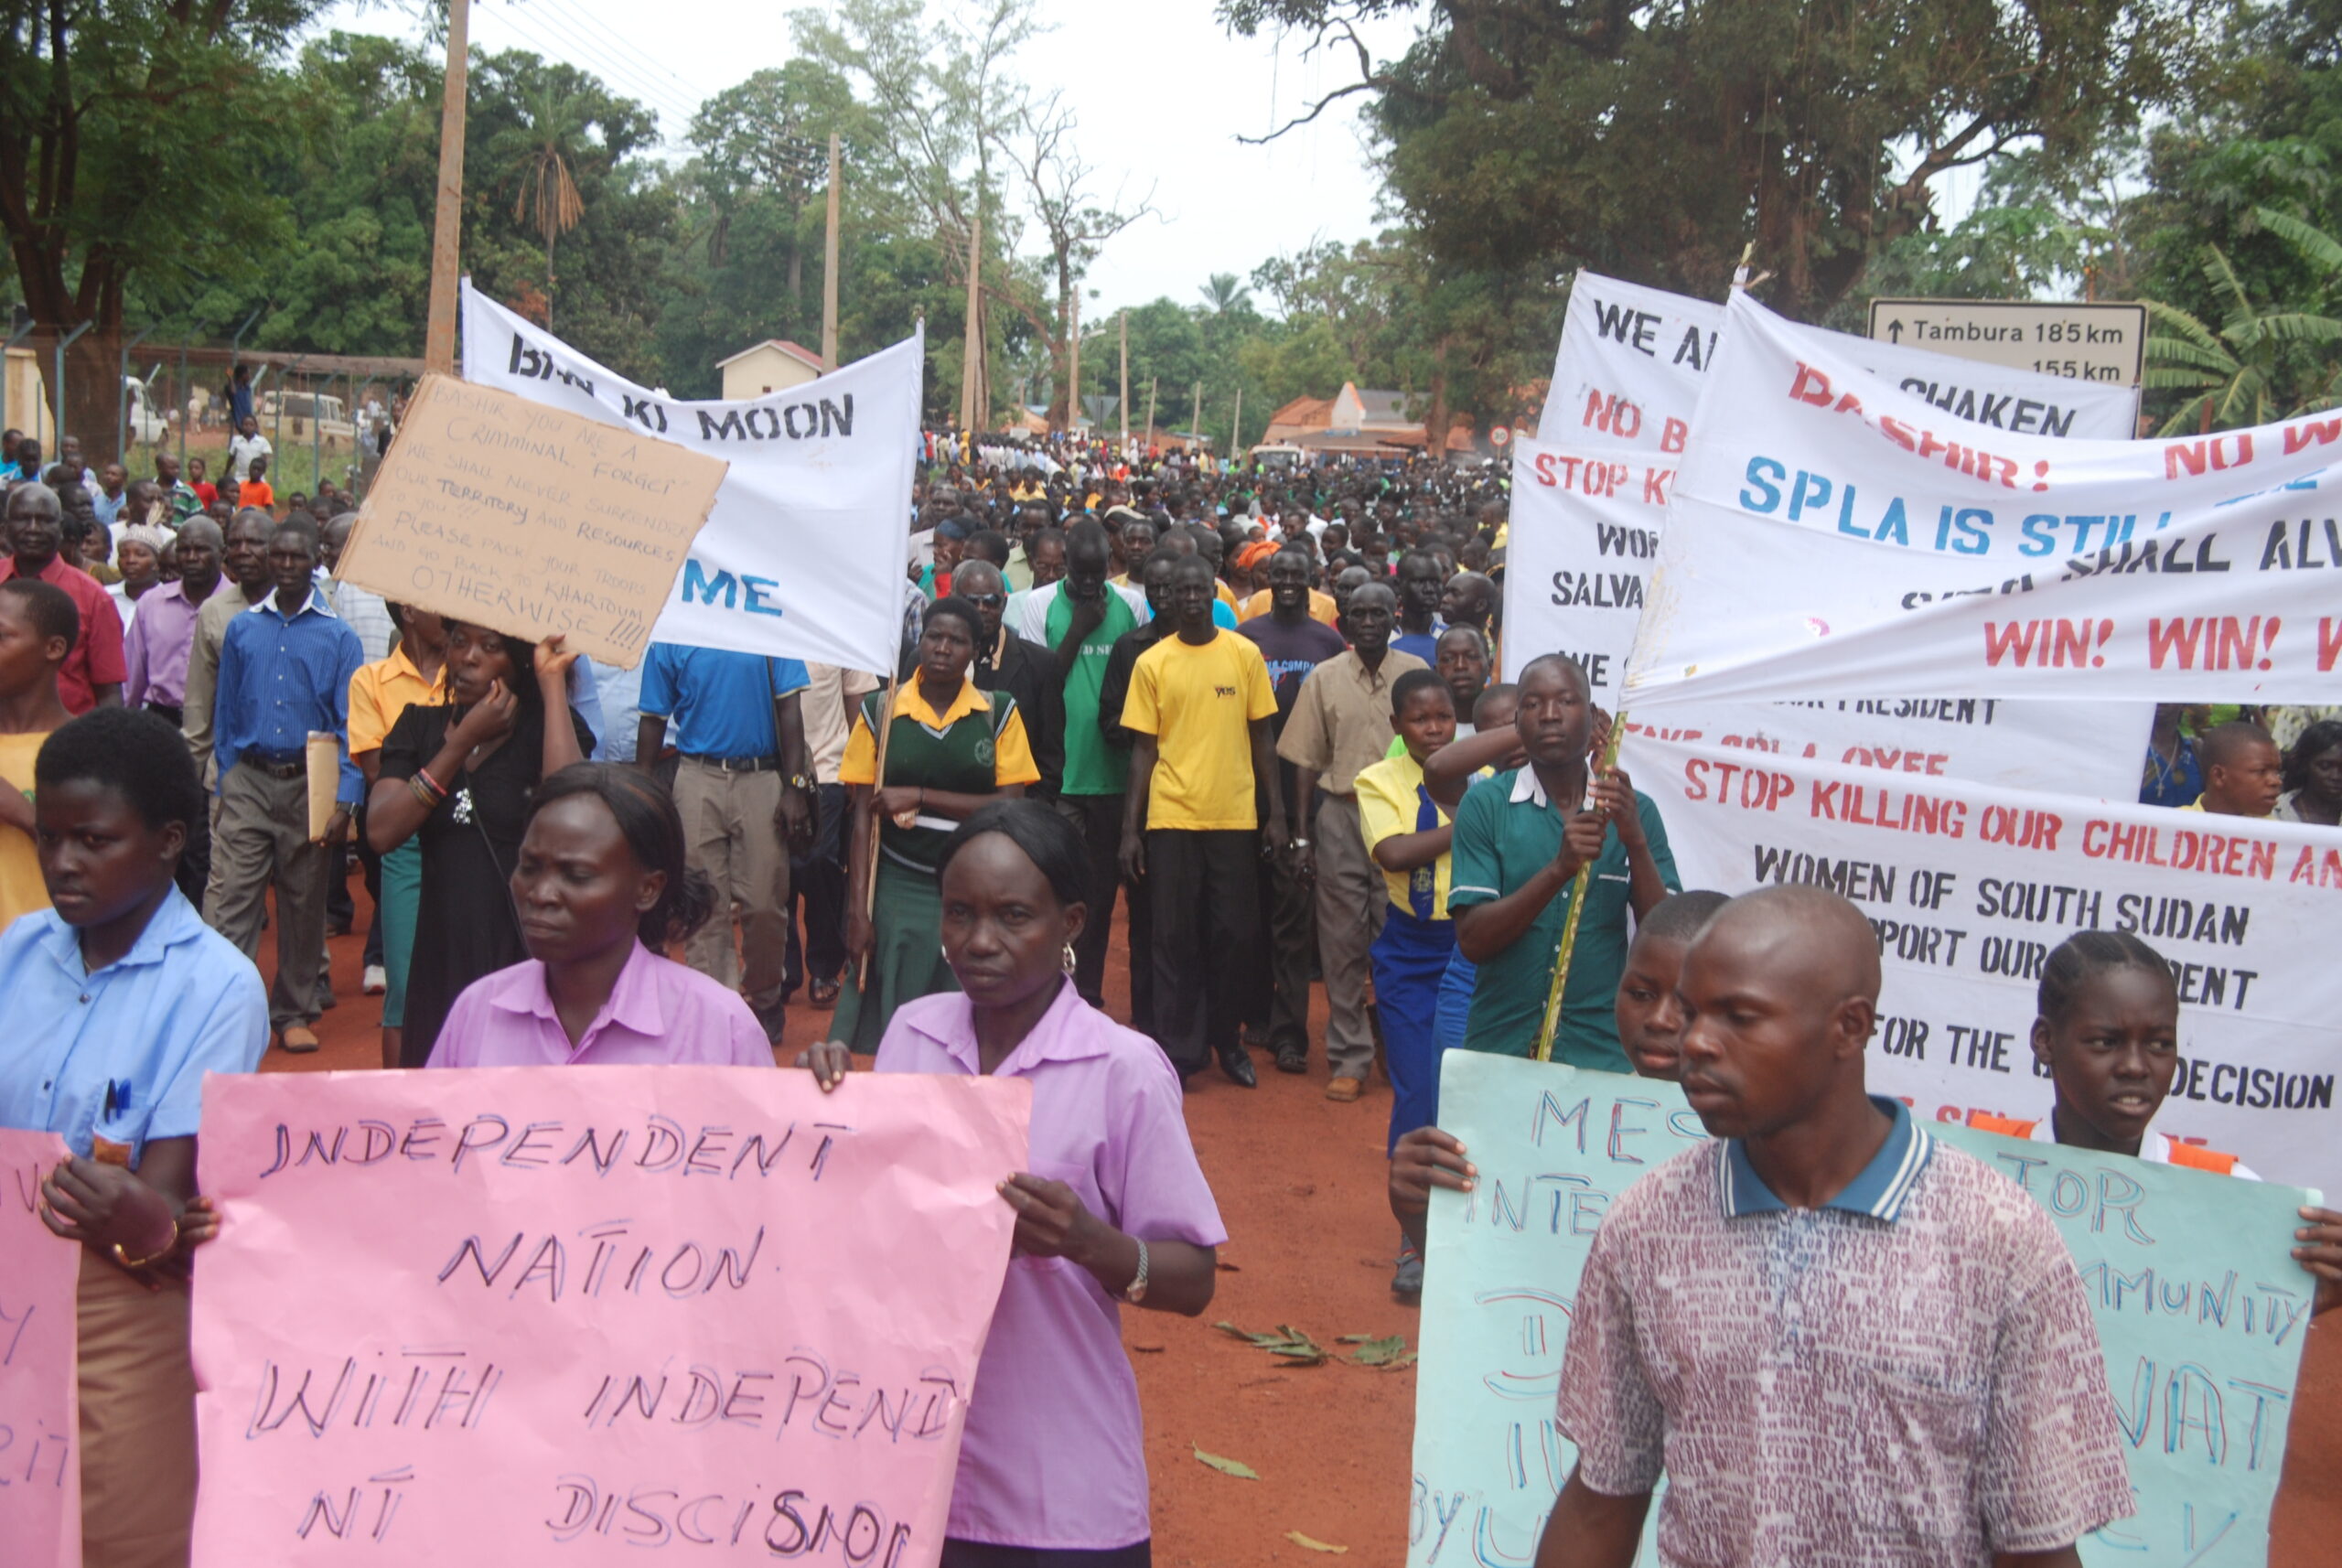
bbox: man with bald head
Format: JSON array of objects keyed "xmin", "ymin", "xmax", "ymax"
[
  {"xmin": 0, "ymin": 481, "xmax": 124, "ymax": 712},
  {"xmin": 1534, "ymin": 885, "xmax": 2133, "ymax": 1568}
]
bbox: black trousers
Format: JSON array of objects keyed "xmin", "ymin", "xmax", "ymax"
[
  {"xmin": 1262, "ymin": 829, "xmax": 1316, "ymax": 1050},
  {"xmin": 1056, "ymin": 793, "xmax": 1152, "ymax": 1033},
  {"xmin": 1145, "ymin": 828, "xmax": 1260, "ymax": 1077},
  {"xmin": 785, "ymin": 781, "xmax": 849, "ymax": 990}
]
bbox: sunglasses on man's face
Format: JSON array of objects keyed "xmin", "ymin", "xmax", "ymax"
[{"xmin": 962, "ymin": 593, "xmax": 1005, "ymax": 609}]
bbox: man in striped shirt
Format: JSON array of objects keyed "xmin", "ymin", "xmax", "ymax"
[{"xmin": 1540, "ymin": 885, "xmax": 2132, "ymax": 1568}]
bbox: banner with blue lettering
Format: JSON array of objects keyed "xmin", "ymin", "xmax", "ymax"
[
  {"xmin": 1625, "ymin": 289, "xmax": 2342, "ymax": 705},
  {"xmin": 462, "ymin": 283, "xmax": 920, "ymax": 674},
  {"xmin": 1411, "ymin": 1054, "xmax": 2322, "ymax": 1568}
]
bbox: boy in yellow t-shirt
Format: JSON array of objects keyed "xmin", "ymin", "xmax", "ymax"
[
  {"xmin": 1120, "ymin": 555, "xmax": 1284, "ymax": 1085},
  {"xmin": 0, "ymin": 578, "xmax": 79, "ymax": 927}
]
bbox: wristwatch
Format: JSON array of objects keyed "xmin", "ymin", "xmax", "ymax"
[
  {"xmin": 787, "ymin": 773, "xmax": 812, "ymax": 791},
  {"xmin": 1123, "ymin": 1239, "xmax": 1150, "ymax": 1304},
  {"xmin": 1287, "ymin": 836, "xmax": 1310, "ymax": 849}
]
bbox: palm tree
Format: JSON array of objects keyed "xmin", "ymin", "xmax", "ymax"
[
  {"xmin": 1199, "ymin": 273, "xmax": 1252, "ymax": 315},
  {"xmin": 512, "ymin": 88, "xmax": 589, "ymax": 330},
  {"xmin": 2144, "ymin": 207, "xmax": 2342, "ymax": 435}
]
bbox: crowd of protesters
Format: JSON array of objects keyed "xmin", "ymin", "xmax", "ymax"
[{"xmin": 5, "ymin": 414, "xmax": 2342, "ymax": 1568}]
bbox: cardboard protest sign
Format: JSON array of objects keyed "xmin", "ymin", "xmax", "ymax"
[
  {"xmin": 1412, "ymin": 1055, "xmax": 2323, "ymax": 1568},
  {"xmin": 1624, "ymin": 290, "xmax": 2342, "ymax": 705},
  {"xmin": 1, "ymin": 1128, "xmax": 81, "ymax": 1568},
  {"xmin": 190, "ymin": 1067, "xmax": 1028, "ymax": 1567},
  {"xmin": 464, "ymin": 283, "xmax": 922, "ymax": 676},
  {"xmin": 1621, "ymin": 727, "xmax": 2342, "ymax": 1194},
  {"xmin": 1934, "ymin": 1120, "xmax": 2321, "ymax": 1567},
  {"xmin": 338, "ymin": 373, "xmax": 725, "ymax": 668}
]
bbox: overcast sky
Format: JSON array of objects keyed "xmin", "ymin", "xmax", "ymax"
[{"xmin": 315, "ymin": 0, "xmax": 1425, "ymax": 318}]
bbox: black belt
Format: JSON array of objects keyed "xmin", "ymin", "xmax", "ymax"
[
  {"xmin": 242, "ymin": 753, "xmax": 306, "ymax": 781},
  {"xmin": 683, "ymin": 752, "xmax": 780, "ymax": 774},
  {"xmin": 144, "ymin": 701, "xmax": 183, "ymax": 728}
]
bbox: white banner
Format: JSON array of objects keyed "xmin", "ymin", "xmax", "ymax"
[
  {"xmin": 1511, "ymin": 273, "xmax": 2137, "ymax": 689},
  {"xmin": 1623, "ymin": 291, "xmax": 2342, "ymax": 705},
  {"xmin": 1623, "ymin": 697, "xmax": 2147, "ymax": 800},
  {"xmin": 1619, "ymin": 728, "xmax": 2342, "ymax": 1195},
  {"xmin": 461, "ymin": 283, "xmax": 919, "ymax": 673}
]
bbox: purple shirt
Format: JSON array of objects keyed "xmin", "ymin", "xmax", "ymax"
[
  {"xmin": 426, "ymin": 941, "xmax": 776, "ymax": 1068},
  {"xmin": 876, "ymin": 982, "xmax": 1226, "ymax": 1551},
  {"xmin": 123, "ymin": 577, "xmax": 204, "ymax": 709}
]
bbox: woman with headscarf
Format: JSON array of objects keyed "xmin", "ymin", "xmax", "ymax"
[
  {"xmin": 106, "ymin": 523, "xmax": 171, "ymax": 629},
  {"xmin": 366, "ymin": 621, "xmax": 592, "ymax": 1065},
  {"xmin": 833, "ymin": 597, "xmax": 1039, "ymax": 1051}
]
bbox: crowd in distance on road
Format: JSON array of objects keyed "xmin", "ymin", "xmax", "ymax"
[{"xmin": 5, "ymin": 412, "xmax": 2342, "ymax": 1568}]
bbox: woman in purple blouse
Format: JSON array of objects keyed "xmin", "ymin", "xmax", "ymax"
[
  {"xmin": 807, "ymin": 800, "xmax": 1224, "ymax": 1568},
  {"xmin": 427, "ymin": 763, "xmax": 774, "ymax": 1069}
]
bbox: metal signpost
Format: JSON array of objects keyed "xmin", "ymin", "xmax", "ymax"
[{"xmin": 1865, "ymin": 298, "xmax": 2148, "ymax": 385}]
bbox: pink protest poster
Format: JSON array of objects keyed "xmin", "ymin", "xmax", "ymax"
[
  {"xmin": 1, "ymin": 1127, "xmax": 81, "ymax": 1568},
  {"xmin": 190, "ymin": 1067, "xmax": 1030, "ymax": 1566}
]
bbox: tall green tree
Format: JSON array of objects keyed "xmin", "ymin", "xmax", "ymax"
[
  {"xmin": 0, "ymin": 0, "xmax": 322, "ymax": 457},
  {"xmin": 2144, "ymin": 206, "xmax": 2342, "ymax": 432},
  {"xmin": 1221, "ymin": 0, "xmax": 2207, "ymax": 331}
]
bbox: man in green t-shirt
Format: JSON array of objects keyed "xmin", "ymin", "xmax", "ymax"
[
  {"xmin": 1022, "ymin": 519, "xmax": 1148, "ymax": 1010},
  {"xmin": 1447, "ymin": 654, "xmax": 1679, "ymax": 1069}
]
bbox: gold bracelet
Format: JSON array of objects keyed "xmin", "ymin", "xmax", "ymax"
[{"xmin": 111, "ymin": 1218, "xmax": 179, "ymax": 1271}]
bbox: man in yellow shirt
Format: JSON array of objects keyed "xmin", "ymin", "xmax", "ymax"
[
  {"xmin": 0, "ymin": 578, "xmax": 77, "ymax": 928},
  {"xmin": 1120, "ymin": 555, "xmax": 1286, "ymax": 1085}
]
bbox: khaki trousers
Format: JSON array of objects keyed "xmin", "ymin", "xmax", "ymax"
[
  {"xmin": 204, "ymin": 762, "xmax": 328, "ymax": 1031},
  {"xmin": 1313, "ymin": 792, "xmax": 1385, "ymax": 1081},
  {"xmin": 78, "ymin": 1251, "xmax": 198, "ymax": 1568},
  {"xmin": 673, "ymin": 757, "xmax": 790, "ymax": 1026}
]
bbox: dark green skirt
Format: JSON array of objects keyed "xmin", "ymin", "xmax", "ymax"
[{"xmin": 833, "ymin": 858, "xmax": 960, "ymax": 1052}]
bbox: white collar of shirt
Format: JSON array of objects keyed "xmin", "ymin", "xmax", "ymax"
[
  {"xmin": 247, "ymin": 585, "xmax": 337, "ymax": 620},
  {"xmin": 1509, "ymin": 767, "xmax": 1550, "ymax": 807}
]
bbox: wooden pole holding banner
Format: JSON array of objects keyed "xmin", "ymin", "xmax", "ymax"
[
  {"xmin": 854, "ymin": 676, "xmax": 900, "ymax": 993},
  {"xmin": 1118, "ymin": 311, "xmax": 1128, "ymax": 446},
  {"xmin": 822, "ymin": 133, "xmax": 842, "ymax": 372},
  {"xmin": 1144, "ymin": 377, "xmax": 1157, "ymax": 447},
  {"xmin": 1531, "ymin": 714, "xmax": 1628, "ymax": 1063},
  {"xmin": 959, "ymin": 200, "xmax": 984, "ymax": 432},
  {"xmin": 423, "ymin": 0, "xmax": 471, "ymax": 374}
]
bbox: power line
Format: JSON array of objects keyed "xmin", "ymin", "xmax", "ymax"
[{"xmin": 480, "ymin": 1, "xmax": 705, "ymax": 134}]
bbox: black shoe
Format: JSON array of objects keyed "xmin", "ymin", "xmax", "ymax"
[
  {"xmin": 1274, "ymin": 1044, "xmax": 1308, "ymax": 1075},
  {"xmin": 1391, "ymin": 1245, "xmax": 1423, "ymax": 1302},
  {"xmin": 1218, "ymin": 1048, "xmax": 1258, "ymax": 1089}
]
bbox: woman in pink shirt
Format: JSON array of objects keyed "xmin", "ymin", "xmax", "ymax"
[
  {"xmin": 807, "ymin": 800, "xmax": 1223, "ymax": 1567},
  {"xmin": 427, "ymin": 763, "xmax": 773, "ymax": 1068}
]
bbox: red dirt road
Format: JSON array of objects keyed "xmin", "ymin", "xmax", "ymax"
[{"xmin": 274, "ymin": 900, "xmax": 2339, "ymax": 1565}]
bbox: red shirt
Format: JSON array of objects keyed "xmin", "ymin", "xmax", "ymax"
[
  {"xmin": 193, "ymin": 482, "xmax": 218, "ymax": 507},
  {"xmin": 0, "ymin": 553, "xmax": 126, "ymax": 712}
]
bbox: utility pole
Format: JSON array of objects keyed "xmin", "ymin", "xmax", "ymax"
[
  {"xmin": 423, "ymin": 0, "xmax": 473, "ymax": 374},
  {"xmin": 958, "ymin": 199, "xmax": 984, "ymax": 432},
  {"xmin": 1231, "ymin": 387, "xmax": 1243, "ymax": 458},
  {"xmin": 1066, "ymin": 288, "xmax": 1080, "ymax": 435},
  {"xmin": 821, "ymin": 133, "xmax": 842, "ymax": 371},
  {"xmin": 1144, "ymin": 377, "xmax": 1157, "ymax": 447},
  {"xmin": 1190, "ymin": 381, "xmax": 1201, "ymax": 451},
  {"xmin": 1118, "ymin": 310, "xmax": 1128, "ymax": 446}
]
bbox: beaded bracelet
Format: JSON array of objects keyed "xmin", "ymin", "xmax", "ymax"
[{"xmin": 414, "ymin": 766, "xmax": 449, "ymax": 800}]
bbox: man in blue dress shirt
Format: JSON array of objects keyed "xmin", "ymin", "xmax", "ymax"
[
  {"xmin": 636, "ymin": 640, "xmax": 812, "ymax": 1042},
  {"xmin": 205, "ymin": 519, "xmax": 361, "ymax": 1053}
]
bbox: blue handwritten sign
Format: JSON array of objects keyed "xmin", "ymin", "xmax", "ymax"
[
  {"xmin": 1409, "ymin": 1053, "xmax": 2323, "ymax": 1568},
  {"xmin": 1936, "ymin": 1120, "xmax": 2321, "ymax": 1566}
]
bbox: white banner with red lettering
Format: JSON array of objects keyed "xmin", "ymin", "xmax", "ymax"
[
  {"xmin": 1622, "ymin": 290, "xmax": 2342, "ymax": 705},
  {"xmin": 1619, "ymin": 727, "xmax": 2342, "ymax": 1195},
  {"xmin": 1509, "ymin": 273, "xmax": 2138, "ymax": 694}
]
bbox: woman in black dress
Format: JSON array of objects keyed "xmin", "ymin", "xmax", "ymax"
[{"xmin": 367, "ymin": 622, "xmax": 592, "ymax": 1065}]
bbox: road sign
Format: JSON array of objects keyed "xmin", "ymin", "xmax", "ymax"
[
  {"xmin": 1865, "ymin": 297, "xmax": 2146, "ymax": 386},
  {"xmin": 1489, "ymin": 424, "xmax": 1511, "ymax": 446}
]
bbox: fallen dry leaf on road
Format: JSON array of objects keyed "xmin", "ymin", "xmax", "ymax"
[
  {"xmin": 1193, "ymin": 1444, "xmax": 1259, "ymax": 1479},
  {"xmin": 1285, "ymin": 1532, "xmax": 1348, "ymax": 1553},
  {"xmin": 1131, "ymin": 1343, "xmax": 1166, "ymax": 1353}
]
